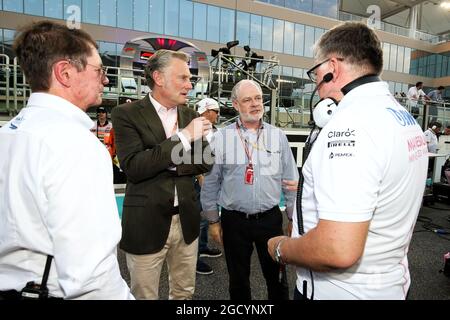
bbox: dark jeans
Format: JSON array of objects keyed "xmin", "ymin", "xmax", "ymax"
[
  {"xmin": 195, "ymin": 179, "xmax": 209, "ymax": 254},
  {"xmin": 221, "ymin": 206, "xmax": 289, "ymax": 300}
]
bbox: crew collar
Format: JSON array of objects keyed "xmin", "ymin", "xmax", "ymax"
[
  {"xmin": 27, "ymin": 92, "xmax": 93, "ymax": 130},
  {"xmin": 341, "ymin": 74, "xmax": 381, "ymax": 96}
]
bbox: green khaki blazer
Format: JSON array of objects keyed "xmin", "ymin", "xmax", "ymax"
[{"xmin": 111, "ymin": 95, "xmax": 213, "ymax": 254}]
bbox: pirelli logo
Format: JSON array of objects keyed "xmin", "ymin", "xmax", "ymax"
[{"xmin": 327, "ymin": 140, "xmax": 356, "ymax": 148}]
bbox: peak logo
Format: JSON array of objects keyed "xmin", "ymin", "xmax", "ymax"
[{"xmin": 329, "ymin": 152, "xmax": 353, "ymax": 160}]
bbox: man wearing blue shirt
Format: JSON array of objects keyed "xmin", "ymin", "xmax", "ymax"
[{"xmin": 201, "ymin": 79, "xmax": 299, "ymax": 300}]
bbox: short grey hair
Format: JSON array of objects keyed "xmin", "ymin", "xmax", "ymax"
[
  {"xmin": 313, "ymin": 22, "xmax": 383, "ymax": 75},
  {"xmin": 231, "ymin": 80, "xmax": 263, "ymax": 101},
  {"xmin": 144, "ymin": 49, "xmax": 190, "ymax": 89}
]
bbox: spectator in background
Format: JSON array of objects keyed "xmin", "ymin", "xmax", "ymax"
[
  {"xmin": 444, "ymin": 126, "xmax": 450, "ymax": 136},
  {"xmin": 427, "ymin": 86, "xmax": 445, "ymax": 102},
  {"xmin": 426, "ymin": 86, "xmax": 445, "ymax": 123},
  {"xmin": 407, "ymin": 82, "xmax": 428, "ymax": 101},
  {"xmin": 91, "ymin": 106, "xmax": 112, "ymax": 144},
  {"xmin": 424, "ymin": 121, "xmax": 442, "ymax": 154},
  {"xmin": 195, "ymin": 98, "xmax": 222, "ymax": 276},
  {"xmin": 90, "ymin": 108, "xmax": 125, "ymax": 184},
  {"xmin": 407, "ymin": 82, "xmax": 430, "ymax": 119},
  {"xmin": 91, "ymin": 106, "xmax": 115, "ymax": 159},
  {"xmin": 0, "ymin": 20, "xmax": 133, "ymax": 299}
]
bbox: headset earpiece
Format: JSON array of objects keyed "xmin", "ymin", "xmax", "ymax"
[
  {"xmin": 432, "ymin": 125, "xmax": 437, "ymax": 130},
  {"xmin": 312, "ymin": 97, "xmax": 338, "ymax": 128},
  {"xmin": 323, "ymin": 73, "xmax": 333, "ymax": 83}
]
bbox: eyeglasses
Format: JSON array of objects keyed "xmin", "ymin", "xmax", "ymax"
[
  {"xmin": 67, "ymin": 59, "xmax": 107, "ymax": 79},
  {"xmin": 306, "ymin": 58, "xmax": 343, "ymax": 83},
  {"xmin": 306, "ymin": 59, "xmax": 330, "ymax": 83}
]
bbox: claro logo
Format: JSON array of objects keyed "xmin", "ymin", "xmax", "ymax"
[{"xmin": 327, "ymin": 129, "xmax": 355, "ymax": 139}]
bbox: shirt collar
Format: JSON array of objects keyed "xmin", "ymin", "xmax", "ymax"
[
  {"xmin": 341, "ymin": 81, "xmax": 390, "ymax": 101},
  {"xmin": 149, "ymin": 93, "xmax": 177, "ymax": 114},
  {"xmin": 27, "ymin": 92, "xmax": 94, "ymax": 130},
  {"xmin": 236, "ymin": 117, "xmax": 264, "ymax": 131}
]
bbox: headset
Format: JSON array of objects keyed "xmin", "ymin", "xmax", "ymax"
[
  {"xmin": 308, "ymin": 72, "xmax": 334, "ymax": 127},
  {"xmin": 312, "ymin": 98, "xmax": 339, "ymax": 129},
  {"xmin": 296, "ymin": 71, "xmax": 334, "ymax": 301}
]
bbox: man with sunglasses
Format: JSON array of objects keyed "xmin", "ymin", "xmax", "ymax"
[
  {"xmin": 0, "ymin": 21, "xmax": 133, "ymax": 299},
  {"xmin": 268, "ymin": 22, "xmax": 428, "ymax": 300}
]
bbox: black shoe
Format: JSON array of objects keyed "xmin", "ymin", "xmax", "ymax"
[
  {"xmin": 199, "ymin": 247, "xmax": 222, "ymax": 258},
  {"xmin": 196, "ymin": 259, "xmax": 213, "ymax": 275}
]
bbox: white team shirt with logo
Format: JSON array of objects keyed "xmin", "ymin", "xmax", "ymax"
[{"xmin": 292, "ymin": 81, "xmax": 428, "ymax": 299}]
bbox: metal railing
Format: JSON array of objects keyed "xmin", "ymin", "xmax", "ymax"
[
  {"xmin": 1, "ymin": 60, "xmax": 449, "ymax": 130},
  {"xmin": 208, "ymin": 52, "xmax": 280, "ymax": 125},
  {"xmin": 338, "ymin": 11, "xmax": 447, "ymax": 44}
]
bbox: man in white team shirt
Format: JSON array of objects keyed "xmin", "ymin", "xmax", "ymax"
[
  {"xmin": 424, "ymin": 122, "xmax": 441, "ymax": 153},
  {"xmin": 268, "ymin": 22, "xmax": 428, "ymax": 300},
  {"xmin": 0, "ymin": 21, "xmax": 133, "ymax": 299}
]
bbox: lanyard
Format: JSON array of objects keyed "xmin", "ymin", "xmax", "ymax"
[{"xmin": 236, "ymin": 122, "xmax": 262, "ymax": 166}]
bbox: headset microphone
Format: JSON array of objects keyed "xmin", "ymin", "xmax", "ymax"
[{"xmin": 308, "ymin": 72, "xmax": 334, "ymax": 126}]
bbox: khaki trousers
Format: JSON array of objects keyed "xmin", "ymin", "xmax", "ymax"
[{"xmin": 126, "ymin": 214, "xmax": 198, "ymax": 300}]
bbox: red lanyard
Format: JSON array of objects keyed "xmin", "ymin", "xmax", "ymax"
[{"xmin": 236, "ymin": 122, "xmax": 262, "ymax": 166}]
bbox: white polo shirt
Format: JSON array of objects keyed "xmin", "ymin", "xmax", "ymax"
[
  {"xmin": 293, "ymin": 82, "xmax": 428, "ymax": 299},
  {"xmin": 407, "ymin": 86, "xmax": 426, "ymax": 101},
  {"xmin": 0, "ymin": 93, "xmax": 133, "ymax": 299},
  {"xmin": 424, "ymin": 128, "xmax": 438, "ymax": 153}
]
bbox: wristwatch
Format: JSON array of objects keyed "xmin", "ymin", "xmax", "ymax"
[{"xmin": 274, "ymin": 238, "xmax": 287, "ymax": 265}]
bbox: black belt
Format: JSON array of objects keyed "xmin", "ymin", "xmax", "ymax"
[
  {"xmin": 223, "ymin": 206, "xmax": 278, "ymax": 220},
  {"xmin": 172, "ymin": 206, "xmax": 179, "ymax": 215}
]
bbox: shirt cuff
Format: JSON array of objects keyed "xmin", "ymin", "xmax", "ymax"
[
  {"xmin": 205, "ymin": 130, "xmax": 213, "ymax": 144},
  {"xmin": 319, "ymin": 210, "xmax": 372, "ymax": 223},
  {"xmin": 204, "ymin": 210, "xmax": 220, "ymax": 223},
  {"xmin": 177, "ymin": 131, "xmax": 192, "ymax": 152}
]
